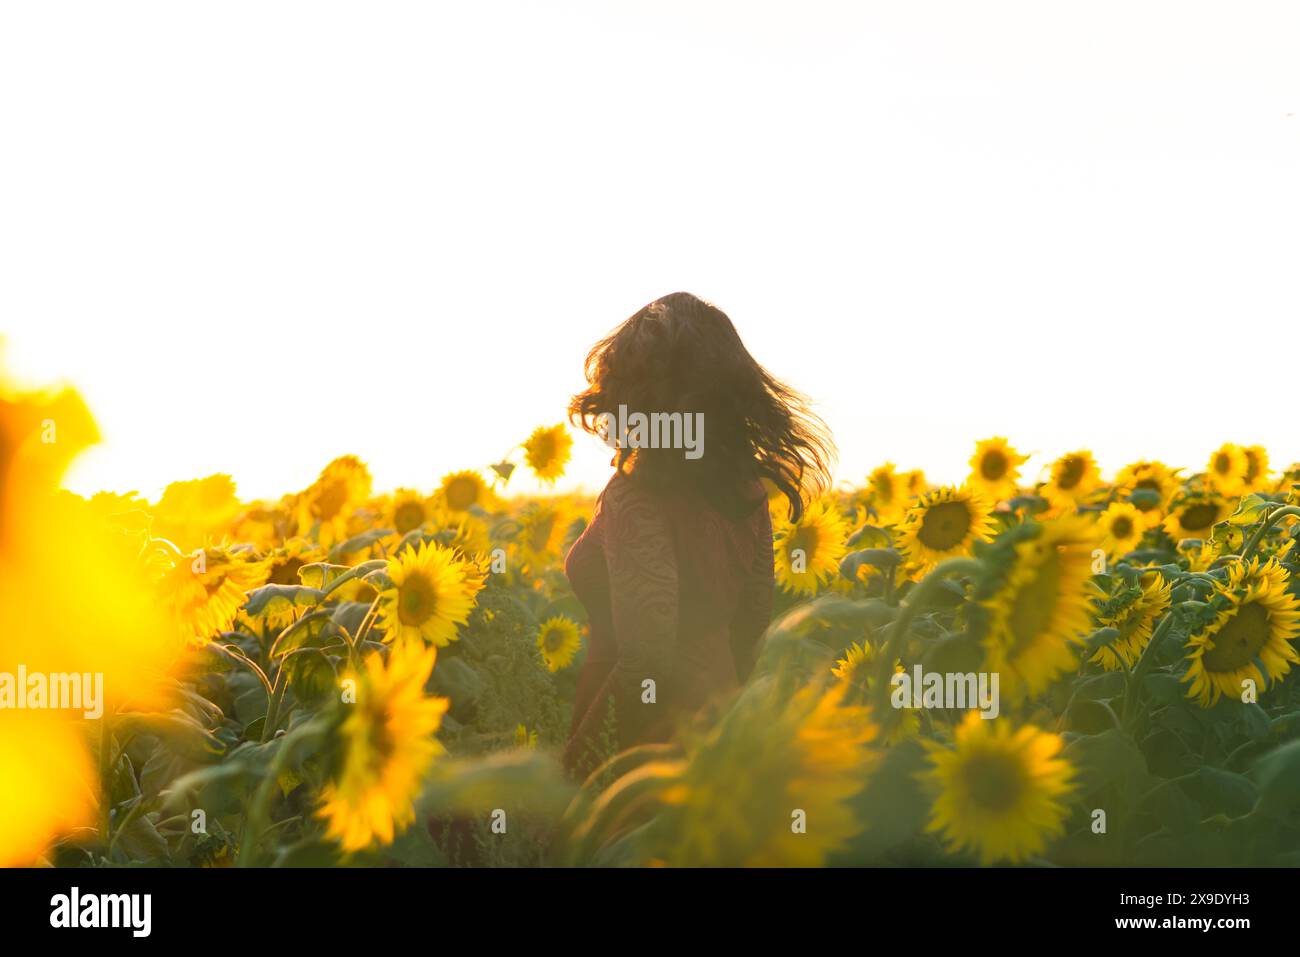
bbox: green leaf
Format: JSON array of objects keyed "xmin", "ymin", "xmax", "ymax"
[
  {"xmin": 1226, "ymin": 493, "xmax": 1277, "ymax": 526},
  {"xmin": 117, "ymin": 709, "xmax": 225, "ymax": 761},
  {"xmin": 328, "ymin": 527, "xmax": 395, "ymax": 562},
  {"xmin": 270, "ymin": 608, "xmax": 339, "ymax": 658},
  {"xmin": 243, "ymin": 584, "xmax": 325, "ymax": 619},
  {"xmin": 311, "ymin": 558, "xmax": 389, "ymax": 596},
  {"xmin": 838, "ymin": 548, "xmax": 900, "ymax": 582},
  {"xmin": 1250, "ymin": 739, "xmax": 1300, "ymax": 820}
]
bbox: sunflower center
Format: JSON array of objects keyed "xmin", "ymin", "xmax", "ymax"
[
  {"xmin": 1057, "ymin": 457, "xmax": 1085, "ymax": 490},
  {"xmin": 363, "ymin": 707, "xmax": 397, "ymax": 763},
  {"xmin": 397, "ymin": 573, "xmax": 437, "ymax": 626},
  {"xmin": 963, "ymin": 752, "xmax": 1024, "ymax": 812},
  {"xmin": 1214, "ymin": 453, "xmax": 1232, "ymax": 475},
  {"xmin": 444, "ymin": 478, "xmax": 479, "ymax": 511},
  {"xmin": 270, "ymin": 556, "xmax": 305, "ymax": 586},
  {"xmin": 393, "ymin": 501, "xmax": 426, "ymax": 534},
  {"xmin": 530, "ymin": 434, "xmax": 556, "ymax": 466},
  {"xmin": 1007, "ymin": 548, "xmax": 1062, "ymax": 655},
  {"xmin": 1110, "ymin": 516, "xmax": 1134, "ymax": 540},
  {"xmin": 527, "ymin": 514, "xmax": 556, "ymax": 552},
  {"xmin": 1179, "ymin": 504, "xmax": 1218, "ymax": 532},
  {"xmin": 791, "ymin": 524, "xmax": 822, "ymax": 560},
  {"xmin": 315, "ymin": 479, "xmax": 348, "ymax": 520},
  {"xmin": 980, "ymin": 452, "xmax": 1007, "ymax": 481},
  {"xmin": 542, "ymin": 628, "xmax": 565, "ymax": 653},
  {"xmin": 1201, "ymin": 601, "xmax": 1271, "ymax": 673},
  {"xmin": 917, "ymin": 501, "xmax": 971, "ymax": 551}
]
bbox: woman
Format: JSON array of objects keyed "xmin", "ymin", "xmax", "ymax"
[{"xmin": 561, "ymin": 292, "xmax": 834, "ymax": 778}]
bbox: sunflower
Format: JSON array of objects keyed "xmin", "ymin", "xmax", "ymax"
[
  {"xmin": 1183, "ymin": 557, "xmax": 1300, "ymax": 707},
  {"xmin": 437, "ymin": 469, "xmax": 493, "ymax": 513},
  {"xmin": 967, "ymin": 437, "xmax": 1027, "ymax": 503},
  {"xmin": 297, "ymin": 455, "xmax": 372, "ymax": 547},
  {"xmin": 1162, "ymin": 491, "xmax": 1230, "ymax": 545},
  {"xmin": 517, "ymin": 500, "xmax": 572, "ymax": 571},
  {"xmin": 152, "ymin": 474, "xmax": 242, "ymax": 552},
  {"xmin": 896, "ymin": 486, "xmax": 994, "ymax": 573},
  {"xmin": 1206, "ymin": 443, "xmax": 1250, "ymax": 497},
  {"xmin": 1040, "ymin": 450, "xmax": 1100, "ymax": 511},
  {"xmin": 251, "ymin": 537, "xmax": 324, "ymax": 628},
  {"xmin": 1089, "ymin": 571, "xmax": 1173, "ymax": 671},
  {"xmin": 537, "ymin": 616, "xmax": 582, "ymax": 671},
  {"xmin": 436, "ymin": 509, "xmax": 492, "ymax": 560},
  {"xmin": 773, "ymin": 497, "xmax": 849, "ymax": 595},
  {"xmin": 264, "ymin": 537, "xmax": 321, "ymax": 586},
  {"xmin": 319, "ymin": 642, "xmax": 447, "ymax": 851},
  {"xmin": 387, "ymin": 488, "xmax": 430, "ymax": 535},
  {"xmin": 159, "ymin": 545, "xmax": 270, "ymax": 646},
  {"xmin": 922, "ymin": 712, "xmax": 1075, "ymax": 865},
  {"xmin": 376, "ymin": 541, "xmax": 486, "ymax": 647},
  {"xmin": 652, "ymin": 680, "xmax": 879, "ymax": 866},
  {"xmin": 515, "ymin": 724, "xmax": 539, "ymax": 749},
  {"xmin": 831, "ymin": 641, "xmax": 873, "ymax": 685},
  {"xmin": 866, "ymin": 463, "xmax": 907, "ymax": 523},
  {"xmin": 1180, "ymin": 539, "xmax": 1221, "ymax": 573},
  {"xmin": 1095, "ymin": 501, "xmax": 1144, "ymax": 559},
  {"xmin": 831, "ymin": 641, "xmax": 918, "ymax": 744},
  {"xmin": 523, "ymin": 424, "xmax": 573, "ymax": 483},
  {"xmin": 978, "ymin": 515, "xmax": 1098, "ymax": 702},
  {"xmin": 0, "ymin": 715, "xmax": 96, "ymax": 866},
  {"xmin": 1115, "ymin": 460, "xmax": 1177, "ymax": 527},
  {"xmin": 1242, "ymin": 445, "xmax": 1270, "ymax": 492}
]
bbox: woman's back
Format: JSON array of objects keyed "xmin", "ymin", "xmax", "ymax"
[{"xmin": 562, "ymin": 471, "xmax": 773, "ymax": 777}]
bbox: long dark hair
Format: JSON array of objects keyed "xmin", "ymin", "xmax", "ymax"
[{"xmin": 569, "ymin": 292, "xmax": 834, "ymax": 520}]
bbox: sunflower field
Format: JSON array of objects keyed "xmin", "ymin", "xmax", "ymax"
[{"xmin": 7, "ymin": 365, "xmax": 1300, "ymax": 869}]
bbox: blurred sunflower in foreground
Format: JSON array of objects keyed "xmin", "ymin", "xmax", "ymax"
[
  {"xmin": 976, "ymin": 514, "xmax": 1098, "ymax": 702},
  {"xmin": 0, "ymin": 351, "xmax": 176, "ymax": 863},
  {"xmin": 649, "ymin": 680, "xmax": 878, "ymax": 866},
  {"xmin": 319, "ymin": 643, "xmax": 447, "ymax": 851},
  {"xmin": 923, "ymin": 712, "xmax": 1075, "ymax": 865}
]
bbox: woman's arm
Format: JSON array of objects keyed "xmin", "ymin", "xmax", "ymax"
[{"xmin": 730, "ymin": 504, "xmax": 774, "ymax": 683}]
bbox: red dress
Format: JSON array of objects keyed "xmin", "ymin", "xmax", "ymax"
[{"xmin": 562, "ymin": 471, "xmax": 774, "ymax": 777}]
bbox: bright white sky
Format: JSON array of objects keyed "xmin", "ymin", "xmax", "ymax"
[{"xmin": 2, "ymin": 1, "xmax": 1298, "ymax": 503}]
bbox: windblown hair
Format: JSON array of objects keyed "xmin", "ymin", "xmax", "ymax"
[{"xmin": 569, "ymin": 292, "xmax": 835, "ymax": 521}]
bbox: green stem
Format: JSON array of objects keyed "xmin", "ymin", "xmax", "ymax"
[
  {"xmin": 260, "ymin": 668, "xmax": 289, "ymax": 743},
  {"xmin": 1241, "ymin": 506, "xmax": 1300, "ymax": 562},
  {"xmin": 873, "ymin": 557, "xmax": 984, "ymax": 715},
  {"xmin": 1121, "ymin": 613, "xmax": 1177, "ymax": 729}
]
